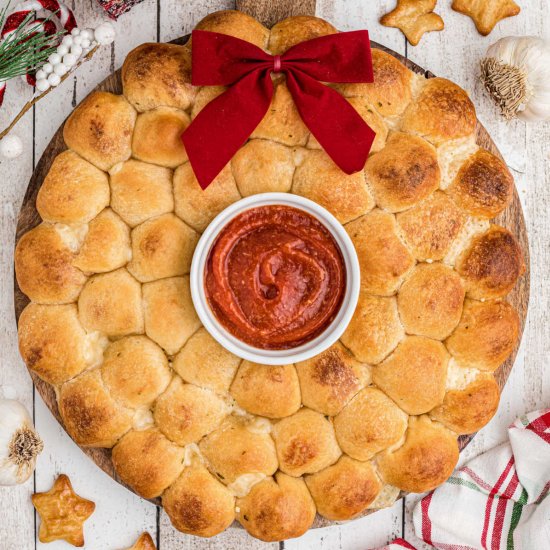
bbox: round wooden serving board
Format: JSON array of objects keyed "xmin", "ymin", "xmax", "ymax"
[{"xmin": 14, "ymin": 36, "xmax": 530, "ymax": 526}]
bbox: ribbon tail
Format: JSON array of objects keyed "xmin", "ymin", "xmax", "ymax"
[
  {"xmin": 182, "ymin": 70, "xmax": 274, "ymax": 189},
  {"xmin": 285, "ymin": 70, "xmax": 376, "ymax": 174}
]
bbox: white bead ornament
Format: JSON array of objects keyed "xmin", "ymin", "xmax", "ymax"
[
  {"xmin": 48, "ymin": 53, "xmax": 61, "ymax": 65},
  {"xmin": 0, "ymin": 135, "xmax": 23, "ymax": 159},
  {"xmin": 80, "ymin": 29, "xmax": 93, "ymax": 40},
  {"xmin": 71, "ymin": 27, "xmax": 80, "ymax": 36},
  {"xmin": 42, "ymin": 63, "xmax": 53, "ymax": 74},
  {"xmin": 72, "ymin": 34, "xmax": 82, "ymax": 45},
  {"xmin": 63, "ymin": 53, "xmax": 77, "ymax": 67},
  {"xmin": 53, "ymin": 63, "xmax": 68, "ymax": 77},
  {"xmin": 35, "ymin": 79, "xmax": 50, "ymax": 92},
  {"xmin": 70, "ymin": 44, "xmax": 83, "ymax": 57},
  {"xmin": 81, "ymin": 38, "xmax": 91, "ymax": 49},
  {"xmin": 57, "ymin": 44, "xmax": 69, "ymax": 56},
  {"xmin": 61, "ymin": 35, "xmax": 73, "ymax": 47},
  {"xmin": 47, "ymin": 73, "xmax": 61, "ymax": 86},
  {"xmin": 35, "ymin": 69, "xmax": 47, "ymax": 80},
  {"xmin": 94, "ymin": 22, "xmax": 116, "ymax": 45}
]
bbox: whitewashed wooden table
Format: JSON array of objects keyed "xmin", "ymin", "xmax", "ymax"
[{"xmin": 0, "ymin": 1, "xmax": 548, "ymax": 549}]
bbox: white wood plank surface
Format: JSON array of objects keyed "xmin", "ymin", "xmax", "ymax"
[{"xmin": 0, "ymin": 1, "xmax": 548, "ymax": 549}]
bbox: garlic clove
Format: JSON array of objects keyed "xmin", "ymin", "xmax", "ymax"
[{"xmin": 0, "ymin": 399, "xmax": 43, "ymax": 486}]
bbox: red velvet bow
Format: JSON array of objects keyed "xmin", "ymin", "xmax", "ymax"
[{"xmin": 182, "ymin": 29, "xmax": 376, "ymax": 190}]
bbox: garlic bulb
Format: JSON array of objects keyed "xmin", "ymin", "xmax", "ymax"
[
  {"xmin": 0, "ymin": 399, "xmax": 43, "ymax": 485},
  {"xmin": 480, "ymin": 36, "xmax": 550, "ymax": 121}
]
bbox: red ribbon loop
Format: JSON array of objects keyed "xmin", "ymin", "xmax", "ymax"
[{"xmin": 182, "ymin": 29, "xmax": 376, "ymax": 189}]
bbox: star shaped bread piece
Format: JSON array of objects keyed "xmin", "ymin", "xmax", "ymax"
[
  {"xmin": 32, "ymin": 474, "xmax": 95, "ymax": 547},
  {"xmin": 381, "ymin": 0, "xmax": 444, "ymax": 46},
  {"xmin": 452, "ymin": 0, "xmax": 520, "ymax": 35},
  {"xmin": 126, "ymin": 533, "xmax": 157, "ymax": 550}
]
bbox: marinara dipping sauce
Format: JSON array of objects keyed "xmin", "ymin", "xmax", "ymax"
[{"xmin": 204, "ymin": 205, "xmax": 346, "ymax": 350}]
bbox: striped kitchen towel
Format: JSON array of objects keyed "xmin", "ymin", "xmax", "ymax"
[{"xmin": 411, "ymin": 408, "xmax": 550, "ymax": 550}]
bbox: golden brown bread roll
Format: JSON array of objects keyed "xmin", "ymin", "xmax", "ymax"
[
  {"xmin": 109, "ymin": 160, "xmax": 174, "ymax": 227},
  {"xmin": 402, "ymin": 78, "xmax": 476, "ymax": 144},
  {"xmin": 112, "ymin": 428, "xmax": 185, "ymax": 498},
  {"xmin": 295, "ymin": 342, "xmax": 370, "ymax": 416},
  {"xmin": 15, "ymin": 223, "xmax": 87, "ymax": 304},
  {"xmin": 373, "ymin": 336, "xmax": 449, "ymax": 415},
  {"xmin": 236, "ymin": 472, "xmax": 316, "ymax": 542},
  {"xmin": 163, "ymin": 464, "xmax": 235, "ymax": 538},
  {"xmin": 78, "ymin": 268, "xmax": 144, "ymax": 337},
  {"xmin": 63, "ymin": 91, "xmax": 136, "ymax": 171},
  {"xmin": 456, "ymin": 225, "xmax": 525, "ymax": 300},
  {"xmin": 74, "ymin": 209, "xmax": 131, "ymax": 273},
  {"xmin": 191, "ymin": 86, "xmax": 225, "ymax": 119},
  {"xmin": 335, "ymin": 48, "xmax": 413, "ymax": 117},
  {"xmin": 194, "ymin": 10, "xmax": 269, "ymax": 49},
  {"xmin": 341, "ymin": 293, "xmax": 404, "ymax": 365},
  {"xmin": 251, "ymin": 81, "xmax": 309, "ymax": 146},
  {"xmin": 396, "ymin": 191, "xmax": 466, "ymax": 261},
  {"xmin": 127, "ymin": 214, "xmax": 199, "ymax": 283},
  {"xmin": 268, "ymin": 16, "xmax": 337, "ymax": 54},
  {"xmin": 58, "ymin": 369, "xmax": 133, "ymax": 447},
  {"xmin": 173, "ymin": 163, "xmax": 241, "ymax": 232},
  {"xmin": 365, "ymin": 132, "xmax": 440, "ymax": 212},
  {"xmin": 377, "ymin": 415, "xmax": 459, "ymax": 492},
  {"xmin": 18, "ymin": 303, "xmax": 104, "ymax": 386},
  {"xmin": 397, "ymin": 263, "xmax": 465, "ymax": 340},
  {"xmin": 132, "ymin": 107, "xmax": 190, "ymax": 168},
  {"xmin": 122, "ymin": 43, "xmax": 196, "ymax": 112},
  {"xmin": 232, "ymin": 139, "xmax": 295, "ymax": 196},
  {"xmin": 305, "ymin": 456, "xmax": 382, "ymax": 521},
  {"xmin": 346, "ymin": 209, "xmax": 415, "ymax": 295},
  {"xmin": 431, "ymin": 374, "xmax": 500, "ymax": 435},
  {"xmin": 445, "ymin": 299, "xmax": 520, "ymax": 371},
  {"xmin": 333, "ymin": 387, "xmax": 408, "ymax": 461},
  {"xmin": 447, "ymin": 149, "xmax": 513, "ymax": 218},
  {"xmin": 101, "ymin": 336, "xmax": 171, "ymax": 409},
  {"xmin": 142, "ymin": 276, "xmax": 200, "ymax": 355},
  {"xmin": 293, "ymin": 149, "xmax": 374, "ymax": 224},
  {"xmin": 229, "ymin": 361, "xmax": 301, "ymax": 419},
  {"xmin": 37, "ymin": 150, "xmax": 109, "ymax": 224},
  {"xmin": 199, "ymin": 417, "xmax": 278, "ymax": 486},
  {"xmin": 173, "ymin": 327, "xmax": 240, "ymax": 393},
  {"xmin": 153, "ymin": 377, "xmax": 228, "ymax": 446},
  {"xmin": 272, "ymin": 408, "xmax": 341, "ymax": 476}
]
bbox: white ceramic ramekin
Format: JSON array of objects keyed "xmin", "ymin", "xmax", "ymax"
[{"xmin": 190, "ymin": 193, "xmax": 360, "ymax": 365}]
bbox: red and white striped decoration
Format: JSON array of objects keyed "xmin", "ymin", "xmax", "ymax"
[{"xmin": 0, "ymin": 0, "xmax": 77, "ymax": 105}]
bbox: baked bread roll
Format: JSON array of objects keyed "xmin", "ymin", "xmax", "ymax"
[
  {"xmin": 445, "ymin": 299, "xmax": 520, "ymax": 371},
  {"xmin": 402, "ymin": 78, "xmax": 476, "ymax": 144},
  {"xmin": 272, "ymin": 408, "xmax": 341, "ymax": 476},
  {"xmin": 397, "ymin": 263, "xmax": 465, "ymax": 340},
  {"xmin": 173, "ymin": 328, "xmax": 241, "ymax": 393},
  {"xmin": 37, "ymin": 150, "xmax": 109, "ymax": 224},
  {"xmin": 199, "ymin": 417, "xmax": 278, "ymax": 487},
  {"xmin": 18, "ymin": 303, "xmax": 104, "ymax": 386},
  {"xmin": 63, "ymin": 91, "xmax": 136, "ymax": 171},
  {"xmin": 346, "ymin": 209, "xmax": 414, "ymax": 295},
  {"xmin": 293, "ymin": 149, "xmax": 374, "ymax": 224},
  {"xmin": 132, "ymin": 107, "xmax": 190, "ymax": 168},
  {"xmin": 341, "ymin": 293, "xmax": 404, "ymax": 364},
  {"xmin": 78, "ymin": 268, "xmax": 144, "ymax": 337},
  {"xmin": 101, "ymin": 336, "xmax": 171, "ymax": 409},
  {"xmin": 230, "ymin": 361, "xmax": 301, "ymax": 418},
  {"xmin": 15, "ymin": 223, "xmax": 87, "ymax": 304},
  {"xmin": 153, "ymin": 377, "xmax": 228, "ymax": 446},
  {"xmin": 73, "ymin": 209, "xmax": 131, "ymax": 273},
  {"xmin": 365, "ymin": 132, "xmax": 440, "ymax": 212},
  {"xmin": 142, "ymin": 276, "xmax": 200, "ymax": 355},
  {"xmin": 191, "ymin": 86, "xmax": 226, "ymax": 119},
  {"xmin": 236, "ymin": 472, "xmax": 316, "ymax": 541},
  {"xmin": 163, "ymin": 464, "xmax": 235, "ymax": 538},
  {"xmin": 109, "ymin": 160, "xmax": 174, "ymax": 227},
  {"xmin": 373, "ymin": 336, "xmax": 449, "ymax": 415},
  {"xmin": 333, "ymin": 387, "xmax": 408, "ymax": 461},
  {"xmin": 305, "ymin": 456, "xmax": 382, "ymax": 521},
  {"xmin": 173, "ymin": 163, "xmax": 241, "ymax": 232},
  {"xmin": 122, "ymin": 43, "xmax": 196, "ymax": 112},
  {"xmin": 127, "ymin": 214, "xmax": 199, "ymax": 283},
  {"xmin": 58, "ymin": 369, "xmax": 134, "ymax": 448},
  {"xmin": 377, "ymin": 415, "xmax": 459, "ymax": 492},
  {"xmin": 295, "ymin": 342, "xmax": 370, "ymax": 416},
  {"xmin": 232, "ymin": 139, "xmax": 295, "ymax": 196},
  {"xmin": 112, "ymin": 428, "xmax": 185, "ymax": 498},
  {"xmin": 268, "ymin": 15, "xmax": 336, "ymax": 54}
]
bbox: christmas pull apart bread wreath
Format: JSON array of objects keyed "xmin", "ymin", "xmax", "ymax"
[{"xmin": 15, "ymin": 9, "xmax": 527, "ymax": 542}]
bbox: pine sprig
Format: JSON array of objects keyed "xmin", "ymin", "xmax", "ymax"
[{"xmin": 0, "ymin": 5, "xmax": 63, "ymax": 83}]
